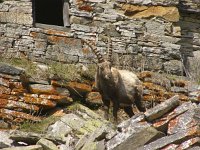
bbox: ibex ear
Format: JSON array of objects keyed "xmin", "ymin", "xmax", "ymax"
[{"xmin": 107, "ymin": 36, "xmax": 112, "ymax": 62}]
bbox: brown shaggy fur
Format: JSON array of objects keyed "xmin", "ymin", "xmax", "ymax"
[
  {"xmin": 95, "ymin": 61, "xmax": 146, "ymax": 122},
  {"xmin": 82, "ymin": 39, "xmax": 146, "ymax": 122}
]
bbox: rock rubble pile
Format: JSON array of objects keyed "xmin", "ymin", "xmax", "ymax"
[
  {"xmin": 0, "ymin": 63, "xmax": 200, "ymax": 150},
  {"xmin": 0, "ymin": 95, "xmax": 200, "ymax": 150}
]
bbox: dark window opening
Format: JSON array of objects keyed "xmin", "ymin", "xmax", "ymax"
[{"xmin": 34, "ymin": 0, "xmax": 64, "ymax": 26}]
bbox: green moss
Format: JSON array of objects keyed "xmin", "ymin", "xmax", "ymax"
[
  {"xmin": 47, "ymin": 62, "xmax": 96, "ymax": 82},
  {"xmin": 165, "ymin": 74, "xmax": 180, "ymax": 81},
  {"xmin": 0, "ymin": 57, "xmax": 38, "ymax": 77},
  {"xmin": 74, "ymin": 120, "xmax": 103, "ymax": 138},
  {"xmin": 67, "ymin": 103, "xmax": 102, "ymax": 119},
  {"xmin": 67, "ymin": 103, "xmax": 115, "ymax": 138},
  {"xmin": 19, "ymin": 116, "xmax": 60, "ymax": 133},
  {"xmin": 81, "ymin": 142, "xmax": 97, "ymax": 150},
  {"xmin": 0, "ymin": 57, "xmax": 96, "ymax": 82},
  {"xmin": 66, "ymin": 103, "xmax": 81, "ymax": 113},
  {"xmin": 78, "ymin": 120, "xmax": 103, "ymax": 135}
]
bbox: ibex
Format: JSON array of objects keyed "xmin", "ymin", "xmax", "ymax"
[{"xmin": 82, "ymin": 38, "xmax": 146, "ymax": 122}]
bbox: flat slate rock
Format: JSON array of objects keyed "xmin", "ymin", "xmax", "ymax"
[
  {"xmin": 0, "ymin": 131, "xmax": 13, "ymax": 149},
  {"xmin": 106, "ymin": 114, "xmax": 165, "ymax": 150},
  {"xmin": 138, "ymin": 125, "xmax": 200, "ymax": 150},
  {"xmin": 10, "ymin": 130, "xmax": 43, "ymax": 145},
  {"xmin": 0, "ymin": 63, "xmax": 24, "ymax": 76},
  {"xmin": 37, "ymin": 138, "xmax": 59, "ymax": 150},
  {"xmin": 145, "ymin": 95, "xmax": 180, "ymax": 121},
  {"xmin": 1, "ymin": 145, "xmax": 43, "ymax": 150},
  {"xmin": 168, "ymin": 107, "xmax": 200, "ymax": 135},
  {"xmin": 107, "ymin": 126, "xmax": 165, "ymax": 150}
]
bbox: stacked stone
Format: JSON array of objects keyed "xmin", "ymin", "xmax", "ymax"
[
  {"xmin": 1, "ymin": 0, "xmax": 200, "ymax": 75},
  {"xmin": 179, "ymin": 0, "xmax": 200, "ymax": 12},
  {"xmin": 0, "ymin": 0, "xmax": 33, "ymax": 58},
  {"xmin": 86, "ymin": 71, "xmax": 200, "ymax": 108},
  {"xmin": 69, "ymin": 0, "xmax": 183, "ymax": 74},
  {"xmin": 0, "ymin": 63, "xmax": 40, "ymax": 128},
  {"xmin": 0, "ymin": 63, "xmax": 73, "ymax": 129},
  {"xmin": 137, "ymin": 71, "xmax": 200, "ymax": 105},
  {"xmin": 0, "ymin": 104, "xmax": 114, "ymax": 150}
]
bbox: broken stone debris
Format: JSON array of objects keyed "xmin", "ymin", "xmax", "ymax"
[
  {"xmin": 0, "ymin": 64, "xmax": 200, "ymax": 149},
  {"xmin": 0, "ymin": 95, "xmax": 200, "ymax": 150}
]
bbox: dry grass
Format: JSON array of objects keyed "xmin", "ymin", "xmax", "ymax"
[
  {"xmin": 47, "ymin": 62, "xmax": 96, "ymax": 82},
  {"xmin": 0, "ymin": 57, "xmax": 38, "ymax": 76},
  {"xmin": 19, "ymin": 115, "xmax": 60, "ymax": 133},
  {"xmin": 0, "ymin": 57, "xmax": 96, "ymax": 82}
]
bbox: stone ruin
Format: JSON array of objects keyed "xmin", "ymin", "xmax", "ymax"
[
  {"xmin": 0, "ymin": 0, "xmax": 200, "ymax": 75},
  {"xmin": 1, "ymin": 0, "xmax": 200, "ymax": 149}
]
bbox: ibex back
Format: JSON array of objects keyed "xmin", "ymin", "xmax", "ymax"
[{"xmin": 82, "ymin": 38, "xmax": 146, "ymax": 122}]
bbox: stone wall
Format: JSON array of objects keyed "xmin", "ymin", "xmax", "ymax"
[
  {"xmin": 179, "ymin": 0, "xmax": 200, "ymax": 12},
  {"xmin": 0, "ymin": 0, "xmax": 200, "ymax": 75}
]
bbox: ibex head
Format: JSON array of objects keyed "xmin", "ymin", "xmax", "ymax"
[
  {"xmin": 98, "ymin": 61, "xmax": 112, "ymax": 80},
  {"xmin": 98, "ymin": 36, "xmax": 113, "ymax": 80},
  {"xmin": 82, "ymin": 37, "xmax": 113, "ymax": 80}
]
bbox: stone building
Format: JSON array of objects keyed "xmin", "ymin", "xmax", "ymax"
[{"xmin": 0, "ymin": 0, "xmax": 200, "ymax": 75}]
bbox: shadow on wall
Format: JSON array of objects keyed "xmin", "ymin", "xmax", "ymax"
[{"xmin": 178, "ymin": 7, "xmax": 200, "ymax": 80}]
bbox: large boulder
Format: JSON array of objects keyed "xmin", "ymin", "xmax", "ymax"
[
  {"xmin": 46, "ymin": 104, "xmax": 114, "ymax": 149},
  {"xmin": 1, "ymin": 145, "xmax": 43, "ymax": 150},
  {"xmin": 0, "ymin": 131, "xmax": 13, "ymax": 149},
  {"xmin": 106, "ymin": 114, "xmax": 164, "ymax": 150},
  {"xmin": 0, "ymin": 63, "xmax": 24, "ymax": 76},
  {"xmin": 37, "ymin": 138, "xmax": 59, "ymax": 150},
  {"xmin": 145, "ymin": 95, "xmax": 180, "ymax": 121}
]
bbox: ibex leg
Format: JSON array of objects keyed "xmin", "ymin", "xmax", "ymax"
[
  {"xmin": 135, "ymin": 86, "xmax": 146, "ymax": 112},
  {"xmin": 135, "ymin": 94, "xmax": 146, "ymax": 112},
  {"xmin": 124, "ymin": 106, "xmax": 134, "ymax": 118},
  {"xmin": 102, "ymin": 98, "xmax": 110, "ymax": 120},
  {"xmin": 113, "ymin": 102, "xmax": 119, "ymax": 123}
]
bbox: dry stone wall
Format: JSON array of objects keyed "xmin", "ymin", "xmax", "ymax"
[
  {"xmin": 0, "ymin": 63, "xmax": 73, "ymax": 129},
  {"xmin": 0, "ymin": 0, "xmax": 200, "ymax": 75},
  {"xmin": 179, "ymin": 0, "xmax": 200, "ymax": 12}
]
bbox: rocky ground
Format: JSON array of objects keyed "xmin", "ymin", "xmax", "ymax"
[{"xmin": 0, "ymin": 62, "xmax": 200, "ymax": 150}]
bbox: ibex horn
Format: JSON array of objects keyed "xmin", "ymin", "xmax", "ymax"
[
  {"xmin": 82, "ymin": 39, "xmax": 104, "ymax": 63},
  {"xmin": 107, "ymin": 36, "xmax": 112, "ymax": 62}
]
